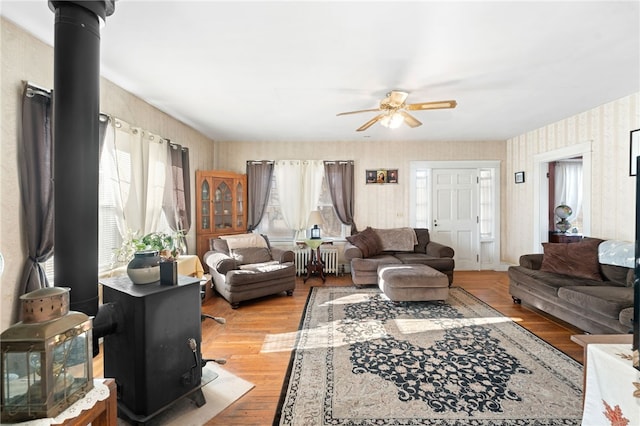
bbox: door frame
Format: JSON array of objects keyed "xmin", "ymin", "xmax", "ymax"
[
  {"xmin": 410, "ymin": 160, "xmax": 501, "ymax": 270},
  {"xmin": 532, "ymin": 142, "xmax": 592, "ymax": 252}
]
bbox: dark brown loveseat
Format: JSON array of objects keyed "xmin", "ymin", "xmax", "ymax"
[
  {"xmin": 343, "ymin": 227, "xmax": 455, "ymax": 287},
  {"xmin": 508, "ymin": 238, "xmax": 634, "ymax": 334}
]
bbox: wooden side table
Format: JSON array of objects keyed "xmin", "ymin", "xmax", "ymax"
[
  {"xmin": 53, "ymin": 379, "xmax": 117, "ymax": 426},
  {"xmin": 303, "ymin": 239, "xmax": 325, "ymax": 283},
  {"xmin": 549, "ymin": 233, "xmax": 583, "ymax": 243}
]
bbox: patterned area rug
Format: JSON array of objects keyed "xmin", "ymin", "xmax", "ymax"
[{"xmin": 274, "ymin": 287, "xmax": 583, "ymax": 425}]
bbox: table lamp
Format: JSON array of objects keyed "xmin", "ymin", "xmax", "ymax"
[{"xmin": 307, "ymin": 210, "xmax": 323, "ymax": 239}]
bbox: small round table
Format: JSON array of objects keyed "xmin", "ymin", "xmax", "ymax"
[{"xmin": 303, "ymin": 239, "xmax": 325, "ymax": 283}]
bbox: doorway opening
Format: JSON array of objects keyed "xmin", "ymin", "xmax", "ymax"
[{"xmin": 532, "ymin": 142, "xmax": 592, "ymax": 252}]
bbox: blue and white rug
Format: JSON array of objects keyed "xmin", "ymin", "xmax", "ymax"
[{"xmin": 274, "ymin": 287, "xmax": 583, "ymax": 425}]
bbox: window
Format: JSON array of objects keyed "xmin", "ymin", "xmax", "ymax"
[{"xmin": 256, "ymin": 174, "xmax": 350, "ymax": 241}]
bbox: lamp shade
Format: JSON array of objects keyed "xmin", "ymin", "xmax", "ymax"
[{"xmin": 307, "ymin": 210, "xmax": 324, "ymax": 227}]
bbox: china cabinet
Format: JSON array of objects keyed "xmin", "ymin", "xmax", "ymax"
[{"xmin": 195, "ymin": 170, "xmax": 247, "ymax": 262}]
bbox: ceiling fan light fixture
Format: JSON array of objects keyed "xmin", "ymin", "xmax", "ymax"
[{"xmin": 380, "ymin": 111, "xmax": 404, "ymax": 129}]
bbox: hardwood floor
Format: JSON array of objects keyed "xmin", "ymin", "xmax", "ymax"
[{"xmin": 93, "ymin": 270, "xmax": 586, "ymax": 425}]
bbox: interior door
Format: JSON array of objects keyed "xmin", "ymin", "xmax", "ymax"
[{"xmin": 432, "ymin": 169, "xmax": 479, "ymax": 270}]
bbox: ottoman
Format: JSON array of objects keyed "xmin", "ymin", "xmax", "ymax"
[{"xmin": 377, "ymin": 264, "xmax": 449, "ymax": 302}]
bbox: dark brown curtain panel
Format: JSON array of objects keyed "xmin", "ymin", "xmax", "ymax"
[
  {"xmin": 18, "ymin": 83, "xmax": 54, "ymax": 300},
  {"xmin": 163, "ymin": 142, "xmax": 192, "ymax": 251},
  {"xmin": 246, "ymin": 160, "xmax": 274, "ymax": 231},
  {"xmin": 324, "ymin": 160, "xmax": 357, "ymax": 234}
]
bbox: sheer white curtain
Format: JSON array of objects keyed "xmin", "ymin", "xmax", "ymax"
[
  {"xmin": 274, "ymin": 160, "xmax": 325, "ymax": 240},
  {"xmin": 102, "ymin": 117, "xmax": 169, "ymax": 238},
  {"xmin": 554, "ymin": 160, "xmax": 582, "ymax": 224}
]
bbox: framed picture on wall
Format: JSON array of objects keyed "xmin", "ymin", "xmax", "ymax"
[
  {"xmin": 630, "ymin": 129, "xmax": 640, "ymax": 176},
  {"xmin": 366, "ymin": 169, "xmax": 398, "ymax": 184},
  {"xmin": 514, "ymin": 171, "xmax": 525, "ymax": 184}
]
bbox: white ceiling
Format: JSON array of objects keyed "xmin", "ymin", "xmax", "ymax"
[{"xmin": 2, "ymin": 1, "xmax": 639, "ymax": 143}]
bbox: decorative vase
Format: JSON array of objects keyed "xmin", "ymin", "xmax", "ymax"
[{"xmin": 127, "ymin": 250, "xmax": 161, "ymax": 285}]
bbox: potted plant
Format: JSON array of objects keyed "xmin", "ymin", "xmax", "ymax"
[{"xmin": 114, "ymin": 230, "xmax": 185, "ymax": 265}]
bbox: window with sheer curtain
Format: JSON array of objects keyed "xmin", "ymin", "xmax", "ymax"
[{"xmin": 255, "ymin": 162, "xmax": 351, "ymax": 242}]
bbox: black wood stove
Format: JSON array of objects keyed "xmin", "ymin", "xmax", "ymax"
[{"xmin": 99, "ymin": 275, "xmax": 217, "ymax": 424}]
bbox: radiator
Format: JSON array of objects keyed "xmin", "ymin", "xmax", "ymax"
[{"xmin": 293, "ymin": 248, "xmax": 339, "ymax": 276}]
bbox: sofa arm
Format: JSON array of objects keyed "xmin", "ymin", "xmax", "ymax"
[
  {"xmin": 519, "ymin": 254, "xmax": 544, "ymax": 270},
  {"xmin": 343, "ymin": 242, "xmax": 364, "ymax": 261},
  {"xmin": 204, "ymin": 251, "xmax": 239, "ymax": 274},
  {"xmin": 271, "ymin": 247, "xmax": 294, "ymax": 264},
  {"xmin": 426, "ymin": 241, "xmax": 455, "ymax": 258}
]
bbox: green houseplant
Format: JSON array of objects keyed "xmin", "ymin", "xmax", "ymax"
[{"xmin": 114, "ymin": 230, "xmax": 185, "ymax": 265}]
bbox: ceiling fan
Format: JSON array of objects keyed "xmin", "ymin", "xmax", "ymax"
[{"xmin": 336, "ymin": 90, "xmax": 457, "ymax": 132}]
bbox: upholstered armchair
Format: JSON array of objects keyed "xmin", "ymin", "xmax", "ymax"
[{"xmin": 203, "ymin": 233, "xmax": 296, "ymax": 308}]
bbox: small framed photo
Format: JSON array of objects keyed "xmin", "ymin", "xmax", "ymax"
[
  {"xmin": 630, "ymin": 129, "xmax": 640, "ymax": 176},
  {"xmin": 386, "ymin": 169, "xmax": 398, "ymax": 183},
  {"xmin": 514, "ymin": 171, "xmax": 525, "ymax": 184}
]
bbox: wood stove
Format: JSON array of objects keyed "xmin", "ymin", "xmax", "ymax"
[{"xmin": 100, "ymin": 275, "xmax": 216, "ymax": 423}]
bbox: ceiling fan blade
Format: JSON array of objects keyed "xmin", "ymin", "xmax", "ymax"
[
  {"xmin": 405, "ymin": 100, "xmax": 458, "ymax": 110},
  {"xmin": 336, "ymin": 108, "xmax": 381, "ymax": 116},
  {"xmin": 399, "ymin": 110, "xmax": 422, "ymax": 128},
  {"xmin": 356, "ymin": 114, "xmax": 384, "ymax": 132}
]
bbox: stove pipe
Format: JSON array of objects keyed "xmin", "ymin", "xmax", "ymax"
[{"xmin": 49, "ymin": 1, "xmax": 115, "ymax": 316}]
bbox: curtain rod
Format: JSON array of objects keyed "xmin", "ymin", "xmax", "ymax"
[{"xmin": 25, "ymin": 81, "xmax": 51, "ymax": 98}]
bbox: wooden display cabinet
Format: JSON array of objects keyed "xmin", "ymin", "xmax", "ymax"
[{"xmin": 195, "ymin": 170, "xmax": 247, "ymax": 263}]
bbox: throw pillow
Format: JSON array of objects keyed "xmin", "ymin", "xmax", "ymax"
[
  {"xmin": 230, "ymin": 247, "xmax": 272, "ymax": 265},
  {"xmin": 346, "ymin": 227, "xmax": 382, "ymax": 258},
  {"xmin": 216, "ymin": 257, "xmax": 238, "ymax": 274},
  {"xmin": 540, "ymin": 237, "xmax": 604, "ymax": 281},
  {"xmin": 210, "ymin": 238, "xmax": 230, "ymax": 255}
]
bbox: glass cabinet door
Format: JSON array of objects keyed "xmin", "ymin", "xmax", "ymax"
[
  {"xmin": 214, "ymin": 181, "xmax": 232, "ymax": 231},
  {"xmin": 236, "ymin": 181, "xmax": 244, "ymax": 228},
  {"xmin": 200, "ymin": 179, "xmax": 210, "ymax": 230}
]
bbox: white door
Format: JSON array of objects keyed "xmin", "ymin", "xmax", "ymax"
[{"xmin": 432, "ymin": 169, "xmax": 480, "ymax": 270}]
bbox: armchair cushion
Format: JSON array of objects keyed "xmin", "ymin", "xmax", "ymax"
[
  {"xmin": 230, "ymin": 247, "xmax": 272, "ymax": 265},
  {"xmin": 216, "ymin": 257, "xmax": 239, "ymax": 274}
]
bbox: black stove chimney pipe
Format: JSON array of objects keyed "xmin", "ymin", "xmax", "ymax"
[{"xmin": 49, "ymin": 1, "xmax": 115, "ymax": 316}]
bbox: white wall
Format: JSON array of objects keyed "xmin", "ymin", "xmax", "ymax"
[
  {"xmin": 214, "ymin": 140, "xmax": 506, "ymax": 231},
  {"xmin": 0, "ymin": 19, "xmax": 216, "ymax": 330},
  {"xmin": 504, "ymin": 93, "xmax": 640, "ymax": 264}
]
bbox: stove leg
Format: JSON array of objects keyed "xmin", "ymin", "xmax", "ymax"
[{"xmin": 188, "ymin": 388, "xmax": 207, "ymax": 407}]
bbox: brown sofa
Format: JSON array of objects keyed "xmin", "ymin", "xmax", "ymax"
[
  {"xmin": 203, "ymin": 233, "xmax": 296, "ymax": 308},
  {"xmin": 343, "ymin": 227, "xmax": 455, "ymax": 287},
  {"xmin": 508, "ymin": 238, "xmax": 635, "ymax": 334}
]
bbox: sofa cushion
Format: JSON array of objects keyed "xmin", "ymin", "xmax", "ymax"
[
  {"xmin": 557, "ymin": 286, "xmax": 634, "ymax": 320},
  {"xmin": 508, "ymin": 266, "xmax": 604, "ymax": 298},
  {"xmin": 393, "ymin": 253, "xmax": 455, "ymax": 271},
  {"xmin": 540, "ymin": 238, "xmax": 603, "ymax": 281},
  {"xmin": 350, "ymin": 255, "xmax": 402, "ymax": 272},
  {"xmin": 600, "ymin": 264, "xmax": 633, "ymax": 287},
  {"xmin": 346, "ymin": 227, "xmax": 382, "ymax": 257},
  {"xmin": 372, "ymin": 227, "xmax": 417, "ymax": 252},
  {"xmin": 231, "ymin": 247, "xmax": 272, "ymax": 265}
]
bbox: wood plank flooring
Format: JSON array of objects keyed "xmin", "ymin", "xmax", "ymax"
[{"xmin": 93, "ymin": 270, "xmax": 586, "ymax": 425}]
